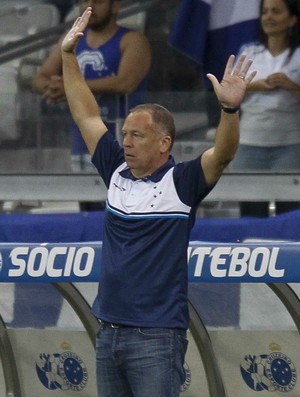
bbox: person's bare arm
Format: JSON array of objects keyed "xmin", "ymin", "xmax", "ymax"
[
  {"xmin": 61, "ymin": 8, "xmax": 108, "ymax": 155},
  {"xmin": 201, "ymin": 55, "xmax": 257, "ymax": 186},
  {"xmin": 246, "ymin": 79, "xmax": 270, "ymax": 92},
  {"xmin": 266, "ymin": 72, "xmax": 300, "ymax": 91},
  {"xmin": 246, "ymin": 72, "xmax": 300, "ymax": 92},
  {"xmin": 31, "ymin": 36, "xmax": 66, "ymax": 103},
  {"xmin": 87, "ymin": 30, "xmax": 151, "ymax": 94}
]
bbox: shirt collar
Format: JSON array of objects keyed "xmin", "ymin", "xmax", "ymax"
[{"xmin": 119, "ymin": 155, "xmax": 175, "ymax": 182}]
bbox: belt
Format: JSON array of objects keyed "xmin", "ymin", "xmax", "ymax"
[{"xmin": 99, "ymin": 320, "xmax": 132, "ymax": 329}]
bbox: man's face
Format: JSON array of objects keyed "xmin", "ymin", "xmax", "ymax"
[
  {"xmin": 78, "ymin": 0, "xmax": 118, "ymax": 30},
  {"xmin": 121, "ymin": 111, "xmax": 171, "ymax": 179}
]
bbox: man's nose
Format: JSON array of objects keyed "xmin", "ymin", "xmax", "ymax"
[{"xmin": 123, "ymin": 134, "xmax": 133, "ymax": 147}]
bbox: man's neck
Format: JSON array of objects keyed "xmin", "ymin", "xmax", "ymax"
[{"xmin": 86, "ymin": 23, "xmax": 119, "ymax": 48}]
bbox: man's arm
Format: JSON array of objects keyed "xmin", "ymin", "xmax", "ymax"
[
  {"xmin": 61, "ymin": 8, "xmax": 108, "ymax": 155},
  {"xmin": 31, "ymin": 37, "xmax": 65, "ymax": 102},
  {"xmin": 201, "ymin": 55, "xmax": 257, "ymax": 186},
  {"xmin": 87, "ymin": 31, "xmax": 151, "ymax": 94}
]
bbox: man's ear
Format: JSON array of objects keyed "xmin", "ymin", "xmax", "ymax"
[{"xmin": 160, "ymin": 135, "xmax": 172, "ymax": 153}]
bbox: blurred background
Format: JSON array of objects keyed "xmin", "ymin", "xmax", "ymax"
[
  {"xmin": 1, "ymin": 3, "xmax": 300, "ymax": 397},
  {"xmin": 0, "ymin": 0, "xmax": 299, "ymax": 218}
]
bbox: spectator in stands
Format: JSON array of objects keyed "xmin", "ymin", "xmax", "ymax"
[
  {"xmin": 32, "ymin": 0, "xmax": 151, "ymax": 172},
  {"xmin": 61, "ymin": 7, "xmax": 256, "ymax": 397},
  {"xmin": 231, "ymin": 0, "xmax": 300, "ymax": 217}
]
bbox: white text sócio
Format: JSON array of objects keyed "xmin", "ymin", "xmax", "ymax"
[{"xmin": 9, "ymin": 246, "xmax": 95, "ymax": 278}]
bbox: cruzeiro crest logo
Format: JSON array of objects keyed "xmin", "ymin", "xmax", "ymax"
[
  {"xmin": 36, "ymin": 351, "xmax": 88, "ymax": 391},
  {"xmin": 240, "ymin": 352, "xmax": 297, "ymax": 392}
]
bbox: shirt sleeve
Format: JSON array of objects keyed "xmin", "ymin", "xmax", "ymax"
[
  {"xmin": 286, "ymin": 48, "xmax": 300, "ymax": 85},
  {"xmin": 173, "ymin": 156, "xmax": 215, "ymax": 207},
  {"xmin": 91, "ymin": 132, "xmax": 124, "ymax": 187}
]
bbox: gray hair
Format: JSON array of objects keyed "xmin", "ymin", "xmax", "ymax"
[{"xmin": 129, "ymin": 103, "xmax": 176, "ymax": 150}]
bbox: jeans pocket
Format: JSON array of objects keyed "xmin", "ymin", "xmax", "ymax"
[
  {"xmin": 177, "ymin": 332, "xmax": 188, "ymax": 354},
  {"xmin": 176, "ymin": 331, "xmax": 189, "ymax": 386}
]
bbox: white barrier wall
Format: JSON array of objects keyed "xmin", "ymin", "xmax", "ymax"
[
  {"xmin": 210, "ymin": 331, "xmax": 300, "ymax": 396},
  {"xmin": 3, "ymin": 328, "xmax": 210, "ymax": 397},
  {"xmin": 0, "ymin": 357, "xmax": 5, "ymax": 396},
  {"xmin": 180, "ymin": 330, "xmax": 210, "ymax": 396},
  {"xmin": 7, "ymin": 329, "xmax": 97, "ymax": 397}
]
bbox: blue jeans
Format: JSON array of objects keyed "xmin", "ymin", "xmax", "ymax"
[
  {"xmin": 230, "ymin": 144, "xmax": 300, "ymax": 216},
  {"xmin": 96, "ymin": 324, "xmax": 188, "ymax": 397},
  {"xmin": 230, "ymin": 144, "xmax": 300, "ymax": 171}
]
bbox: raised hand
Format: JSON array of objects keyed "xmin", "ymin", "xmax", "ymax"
[
  {"xmin": 61, "ymin": 7, "xmax": 92, "ymax": 54},
  {"xmin": 207, "ymin": 54, "xmax": 257, "ymax": 109}
]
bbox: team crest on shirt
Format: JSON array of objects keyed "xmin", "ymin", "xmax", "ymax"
[{"xmin": 77, "ymin": 50, "xmax": 108, "ymax": 76}]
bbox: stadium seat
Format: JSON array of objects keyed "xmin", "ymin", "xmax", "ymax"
[{"xmin": 0, "ymin": 3, "xmax": 60, "ymax": 142}]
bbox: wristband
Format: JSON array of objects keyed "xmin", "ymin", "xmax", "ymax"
[{"xmin": 220, "ymin": 104, "xmax": 240, "ymax": 114}]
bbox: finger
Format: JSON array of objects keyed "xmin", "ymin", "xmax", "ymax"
[
  {"xmin": 232, "ymin": 54, "xmax": 247, "ymax": 76},
  {"xmin": 79, "ymin": 7, "xmax": 92, "ymax": 28},
  {"xmin": 206, "ymin": 73, "xmax": 219, "ymax": 89},
  {"xmin": 73, "ymin": 17, "xmax": 82, "ymax": 29},
  {"xmin": 223, "ymin": 54, "xmax": 235, "ymax": 77},
  {"xmin": 245, "ymin": 70, "xmax": 257, "ymax": 84},
  {"xmin": 83, "ymin": 6, "xmax": 92, "ymax": 17},
  {"xmin": 73, "ymin": 7, "xmax": 92, "ymax": 30},
  {"xmin": 239, "ymin": 58, "xmax": 254, "ymax": 78}
]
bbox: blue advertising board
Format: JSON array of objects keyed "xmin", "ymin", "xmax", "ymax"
[{"xmin": 0, "ymin": 241, "xmax": 299, "ymax": 283}]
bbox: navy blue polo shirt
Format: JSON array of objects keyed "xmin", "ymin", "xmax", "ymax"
[{"xmin": 91, "ymin": 132, "xmax": 213, "ymax": 329}]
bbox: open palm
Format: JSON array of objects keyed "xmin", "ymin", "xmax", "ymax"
[
  {"xmin": 62, "ymin": 7, "xmax": 92, "ymax": 53},
  {"xmin": 207, "ymin": 55, "xmax": 257, "ymax": 109}
]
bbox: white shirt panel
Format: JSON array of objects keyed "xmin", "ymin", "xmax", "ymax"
[{"xmin": 107, "ymin": 163, "xmax": 191, "ymax": 217}]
